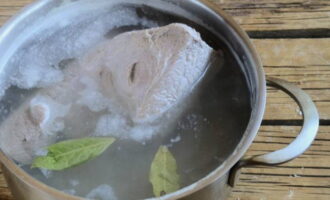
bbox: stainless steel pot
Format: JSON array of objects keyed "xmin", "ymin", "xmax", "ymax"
[{"xmin": 0, "ymin": 0, "xmax": 319, "ymax": 200}]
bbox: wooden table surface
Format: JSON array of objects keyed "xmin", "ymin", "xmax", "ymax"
[{"xmin": 0, "ymin": 0, "xmax": 329, "ymax": 200}]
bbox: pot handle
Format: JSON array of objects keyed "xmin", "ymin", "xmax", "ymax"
[{"xmin": 229, "ymin": 77, "xmax": 319, "ymax": 187}]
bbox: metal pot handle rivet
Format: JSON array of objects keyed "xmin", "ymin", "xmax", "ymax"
[{"xmin": 228, "ymin": 77, "xmax": 320, "ymax": 187}]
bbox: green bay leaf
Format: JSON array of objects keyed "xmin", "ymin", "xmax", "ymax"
[
  {"xmin": 149, "ymin": 146, "xmax": 180, "ymax": 197},
  {"xmin": 32, "ymin": 137, "xmax": 116, "ymax": 171}
]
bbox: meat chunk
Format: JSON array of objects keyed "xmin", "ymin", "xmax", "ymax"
[
  {"xmin": 0, "ymin": 23, "xmax": 215, "ymax": 163},
  {"xmin": 0, "ymin": 96, "xmax": 69, "ymax": 164},
  {"xmin": 0, "ymin": 57, "xmax": 107, "ymax": 164},
  {"xmin": 85, "ymin": 23, "xmax": 214, "ymax": 123}
]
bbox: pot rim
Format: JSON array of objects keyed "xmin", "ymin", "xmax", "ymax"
[{"xmin": 0, "ymin": 0, "xmax": 267, "ymax": 199}]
